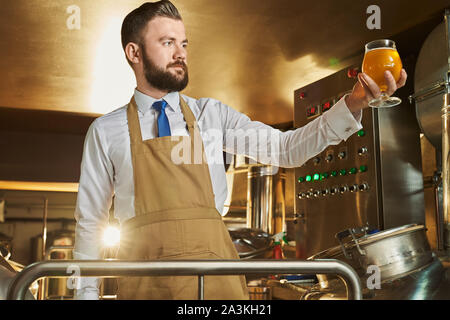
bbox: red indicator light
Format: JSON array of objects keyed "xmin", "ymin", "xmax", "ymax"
[
  {"xmin": 306, "ymin": 105, "xmax": 320, "ymax": 118},
  {"xmin": 347, "ymin": 68, "xmax": 359, "ymax": 78},
  {"xmin": 299, "ymin": 92, "xmax": 306, "ymax": 99},
  {"xmin": 322, "ymin": 102, "xmax": 331, "ymax": 112}
]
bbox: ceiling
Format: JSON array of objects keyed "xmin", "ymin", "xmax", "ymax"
[{"xmin": 0, "ymin": 0, "xmax": 449, "ymax": 125}]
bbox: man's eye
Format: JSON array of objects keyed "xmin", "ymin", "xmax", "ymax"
[{"xmin": 163, "ymin": 41, "xmax": 172, "ymax": 46}]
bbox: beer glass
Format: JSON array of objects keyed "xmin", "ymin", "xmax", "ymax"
[{"xmin": 362, "ymin": 39, "xmax": 403, "ymax": 108}]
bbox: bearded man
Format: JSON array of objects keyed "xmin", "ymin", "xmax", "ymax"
[{"xmin": 73, "ymin": 1, "xmax": 407, "ymax": 300}]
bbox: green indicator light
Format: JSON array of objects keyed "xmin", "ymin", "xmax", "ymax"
[
  {"xmin": 349, "ymin": 167, "xmax": 357, "ymax": 174},
  {"xmin": 357, "ymin": 129, "xmax": 366, "ymax": 137},
  {"xmin": 298, "ymin": 176, "xmax": 305, "ymax": 183},
  {"xmin": 359, "ymin": 165, "xmax": 368, "ymax": 173},
  {"xmin": 313, "ymin": 173, "xmax": 320, "ymax": 181},
  {"xmin": 330, "ymin": 170, "xmax": 338, "ymax": 177},
  {"xmin": 339, "ymin": 169, "xmax": 347, "ymax": 176},
  {"xmin": 329, "ymin": 57, "xmax": 340, "ymax": 66},
  {"xmin": 305, "ymin": 175, "xmax": 312, "ymax": 182},
  {"xmin": 320, "ymin": 172, "xmax": 329, "ymax": 180}
]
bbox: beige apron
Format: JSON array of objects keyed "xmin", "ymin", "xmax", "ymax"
[{"xmin": 117, "ymin": 95, "xmax": 249, "ymax": 300}]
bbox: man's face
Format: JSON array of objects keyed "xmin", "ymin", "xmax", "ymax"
[{"xmin": 140, "ymin": 17, "xmax": 188, "ymax": 92}]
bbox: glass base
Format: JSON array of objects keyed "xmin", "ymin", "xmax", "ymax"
[{"xmin": 368, "ymin": 93, "xmax": 402, "ymax": 108}]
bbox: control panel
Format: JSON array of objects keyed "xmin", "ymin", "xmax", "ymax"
[
  {"xmin": 296, "ymin": 127, "xmax": 370, "ymax": 200},
  {"xmin": 293, "ymin": 66, "xmax": 380, "ymax": 258}
]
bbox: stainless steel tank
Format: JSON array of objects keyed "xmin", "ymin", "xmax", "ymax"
[
  {"xmin": 32, "ymin": 229, "xmax": 75, "ymax": 299},
  {"xmin": 0, "ymin": 265, "xmax": 35, "ymax": 300},
  {"xmin": 308, "ymin": 224, "xmax": 433, "ymax": 283},
  {"xmin": 303, "ymin": 255, "xmax": 449, "ymax": 300},
  {"xmin": 306, "ymin": 224, "xmax": 450, "ymax": 300},
  {"xmin": 412, "ymin": 10, "xmax": 450, "ymax": 253},
  {"xmin": 247, "ymin": 165, "xmax": 286, "ymax": 236},
  {"xmin": 0, "ymin": 255, "xmax": 35, "ymax": 300},
  {"xmin": 413, "ymin": 21, "xmax": 449, "ymax": 150}
]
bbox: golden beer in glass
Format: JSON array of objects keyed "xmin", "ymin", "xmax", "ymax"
[{"xmin": 362, "ymin": 39, "xmax": 403, "ymax": 107}]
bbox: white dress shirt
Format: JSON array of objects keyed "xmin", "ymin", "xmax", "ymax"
[{"xmin": 73, "ymin": 89, "xmax": 362, "ymax": 299}]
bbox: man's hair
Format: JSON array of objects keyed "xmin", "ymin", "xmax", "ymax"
[{"xmin": 121, "ymin": 1, "xmax": 182, "ymax": 63}]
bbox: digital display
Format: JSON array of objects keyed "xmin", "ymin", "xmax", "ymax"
[{"xmin": 306, "ymin": 105, "xmax": 320, "ymax": 118}]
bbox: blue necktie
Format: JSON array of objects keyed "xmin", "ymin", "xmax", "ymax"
[{"xmin": 152, "ymin": 100, "xmax": 171, "ymax": 137}]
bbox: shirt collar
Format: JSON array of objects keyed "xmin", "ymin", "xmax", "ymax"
[{"xmin": 133, "ymin": 89, "xmax": 180, "ymax": 115}]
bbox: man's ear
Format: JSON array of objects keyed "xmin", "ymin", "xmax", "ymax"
[{"xmin": 125, "ymin": 42, "xmax": 141, "ymax": 65}]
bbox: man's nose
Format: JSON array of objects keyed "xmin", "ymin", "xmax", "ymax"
[{"xmin": 173, "ymin": 44, "xmax": 187, "ymax": 61}]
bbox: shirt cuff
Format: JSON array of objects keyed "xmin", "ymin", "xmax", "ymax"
[{"xmin": 322, "ymin": 94, "xmax": 363, "ymax": 141}]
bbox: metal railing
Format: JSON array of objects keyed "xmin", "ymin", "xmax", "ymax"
[{"xmin": 7, "ymin": 259, "xmax": 362, "ymax": 300}]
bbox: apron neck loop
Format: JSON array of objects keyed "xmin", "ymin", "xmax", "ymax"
[
  {"xmin": 127, "ymin": 94, "xmax": 199, "ymax": 142},
  {"xmin": 127, "ymin": 97, "xmax": 142, "ymax": 143}
]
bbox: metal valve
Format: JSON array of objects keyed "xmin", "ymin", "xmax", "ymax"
[
  {"xmin": 359, "ymin": 183, "xmax": 369, "ymax": 191},
  {"xmin": 339, "ymin": 185, "xmax": 348, "ymax": 194},
  {"xmin": 330, "ymin": 186, "xmax": 338, "ymax": 195},
  {"xmin": 358, "ymin": 147, "xmax": 368, "ymax": 155}
]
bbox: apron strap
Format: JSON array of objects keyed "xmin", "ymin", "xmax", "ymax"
[
  {"xmin": 178, "ymin": 94, "xmax": 198, "ymax": 138},
  {"xmin": 127, "ymin": 97, "xmax": 143, "ymax": 143}
]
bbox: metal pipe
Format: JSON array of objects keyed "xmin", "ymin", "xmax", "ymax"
[
  {"xmin": 42, "ymin": 198, "xmax": 48, "ymax": 260},
  {"xmin": 198, "ymin": 275, "xmax": 204, "ymax": 300},
  {"xmin": 7, "ymin": 259, "xmax": 362, "ymax": 300},
  {"xmin": 444, "ymin": 9, "xmax": 450, "ymax": 255},
  {"xmin": 435, "ymin": 182, "xmax": 445, "ymax": 251},
  {"xmin": 443, "ymin": 92, "xmax": 450, "ymax": 254}
]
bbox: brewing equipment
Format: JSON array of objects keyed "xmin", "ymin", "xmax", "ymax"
[
  {"xmin": 247, "ymin": 165, "xmax": 286, "ymax": 235},
  {"xmin": 31, "ymin": 229, "xmax": 75, "ymax": 299},
  {"xmin": 306, "ymin": 224, "xmax": 450, "ymax": 300},
  {"xmin": 411, "ymin": 10, "xmax": 450, "ymax": 253},
  {"xmin": 0, "ymin": 265, "xmax": 34, "ymax": 300},
  {"xmin": 0, "ymin": 254, "xmax": 36, "ymax": 300},
  {"xmin": 288, "ymin": 9, "xmax": 450, "ymax": 300},
  {"xmin": 225, "ymin": 154, "xmax": 287, "ymax": 259},
  {"xmin": 293, "ymin": 62, "xmax": 425, "ymax": 259},
  {"xmin": 309, "ymin": 224, "xmax": 433, "ymax": 283},
  {"xmin": 229, "ymin": 228, "xmax": 273, "ymax": 260}
]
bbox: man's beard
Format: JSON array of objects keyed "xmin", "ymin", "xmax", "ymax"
[{"xmin": 141, "ymin": 47, "xmax": 189, "ymax": 92}]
